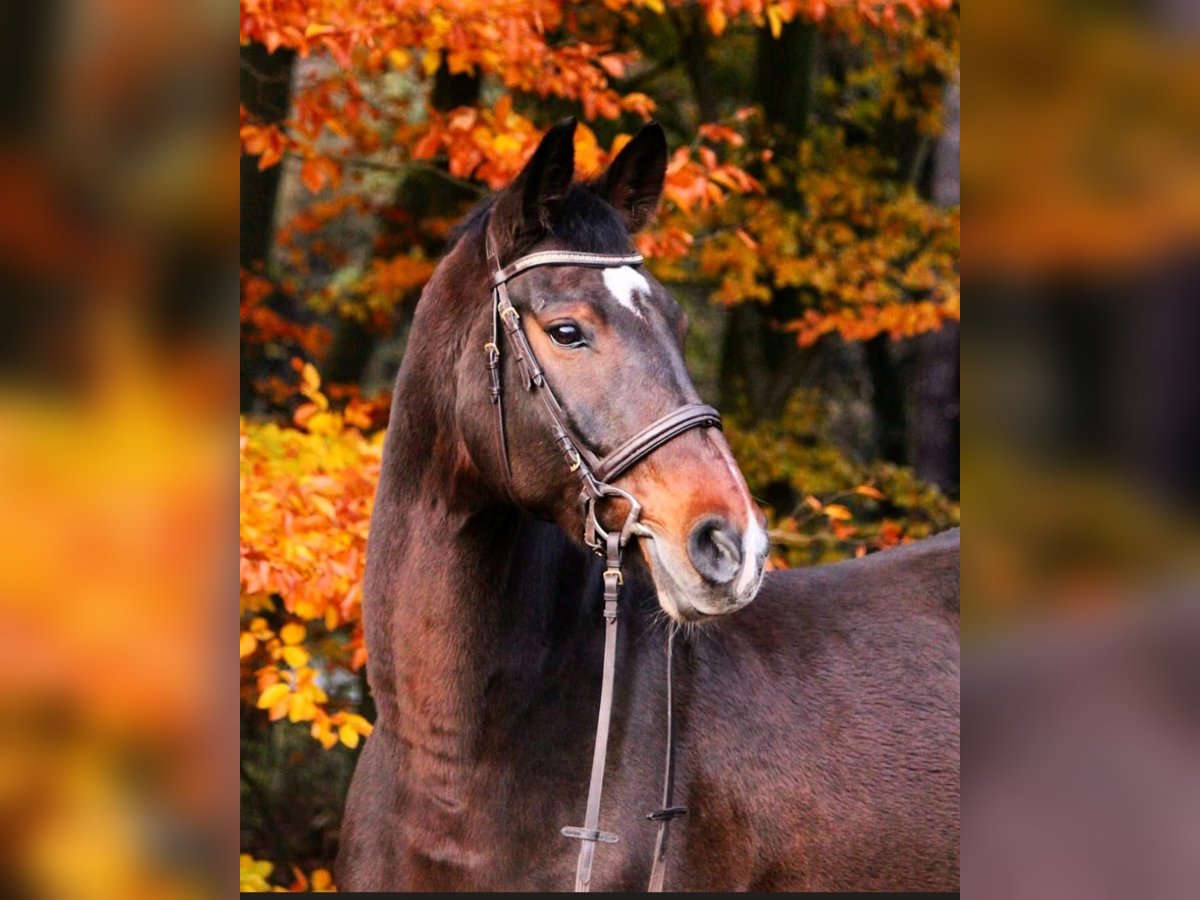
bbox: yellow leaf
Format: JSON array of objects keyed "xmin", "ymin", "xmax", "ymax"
[
  {"xmin": 257, "ymin": 682, "xmax": 290, "ymax": 710},
  {"xmin": 823, "ymin": 504, "xmax": 852, "ymax": 521},
  {"xmin": 339, "ymin": 724, "xmax": 360, "ymax": 749},
  {"xmin": 309, "ymin": 494, "xmax": 336, "ymax": 519},
  {"xmin": 493, "ymin": 134, "xmax": 522, "ymax": 158},
  {"xmin": 767, "ymin": 5, "xmax": 784, "ymax": 38},
  {"xmin": 422, "ymin": 50, "xmax": 441, "ymax": 77},
  {"xmin": 249, "ymin": 617, "xmax": 273, "ymax": 640},
  {"xmin": 300, "ymin": 362, "xmax": 321, "ymax": 393},
  {"xmin": 304, "ymin": 23, "xmax": 335, "ymax": 38},
  {"xmin": 282, "ymin": 645, "xmax": 310, "ymax": 668},
  {"xmin": 388, "ymin": 49, "xmax": 411, "ymax": 70},
  {"xmin": 280, "ymin": 622, "xmax": 306, "ymax": 645},
  {"xmin": 288, "ymin": 692, "xmax": 316, "ymax": 722},
  {"xmin": 855, "ymin": 485, "xmax": 886, "ymax": 500},
  {"xmin": 342, "ymin": 713, "xmax": 374, "ymax": 735},
  {"xmin": 240, "ymin": 632, "xmax": 257, "ymax": 658}
]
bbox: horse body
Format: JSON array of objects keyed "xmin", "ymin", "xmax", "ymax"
[
  {"xmin": 336, "ymin": 119, "xmax": 959, "ymax": 891},
  {"xmin": 338, "ymin": 493, "xmax": 958, "ymax": 891}
]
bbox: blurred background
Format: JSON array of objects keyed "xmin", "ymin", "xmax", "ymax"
[
  {"xmin": 963, "ymin": 2, "xmax": 1200, "ymax": 897},
  {"xmin": 0, "ymin": 0, "xmax": 1195, "ymax": 896}
]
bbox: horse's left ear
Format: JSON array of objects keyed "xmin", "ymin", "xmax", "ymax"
[{"xmin": 597, "ymin": 121, "xmax": 667, "ymax": 233}]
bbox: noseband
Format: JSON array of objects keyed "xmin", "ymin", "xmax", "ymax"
[{"xmin": 484, "ymin": 227, "xmax": 719, "ymax": 892}]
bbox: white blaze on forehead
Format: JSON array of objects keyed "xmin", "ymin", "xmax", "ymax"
[{"xmin": 602, "ymin": 266, "xmax": 651, "ymax": 317}]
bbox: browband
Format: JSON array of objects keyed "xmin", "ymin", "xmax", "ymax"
[{"xmin": 493, "ymin": 250, "xmax": 645, "ymax": 287}]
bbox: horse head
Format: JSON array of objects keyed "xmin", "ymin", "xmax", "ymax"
[{"xmin": 447, "ymin": 119, "xmax": 768, "ymax": 622}]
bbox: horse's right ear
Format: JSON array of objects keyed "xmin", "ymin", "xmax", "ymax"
[{"xmin": 490, "ymin": 118, "xmax": 577, "ymax": 257}]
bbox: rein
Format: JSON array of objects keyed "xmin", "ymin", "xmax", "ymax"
[{"xmin": 484, "ymin": 229, "xmax": 719, "ymax": 892}]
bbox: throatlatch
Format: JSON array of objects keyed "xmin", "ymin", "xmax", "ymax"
[{"xmin": 484, "ymin": 226, "xmax": 718, "ymax": 892}]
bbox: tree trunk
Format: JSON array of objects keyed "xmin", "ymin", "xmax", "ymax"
[
  {"xmin": 240, "ymin": 43, "xmax": 295, "ymax": 269},
  {"xmin": 715, "ymin": 22, "xmax": 819, "ymax": 422},
  {"xmin": 674, "ymin": 8, "xmax": 719, "ymax": 124},
  {"xmin": 866, "ymin": 334, "xmax": 908, "ymax": 464},
  {"xmin": 240, "ymin": 43, "xmax": 295, "ymax": 411},
  {"xmin": 756, "ymin": 21, "xmax": 817, "ymax": 146},
  {"xmin": 319, "ymin": 52, "xmax": 482, "ymax": 389},
  {"xmin": 911, "ymin": 77, "xmax": 960, "ymax": 496}
]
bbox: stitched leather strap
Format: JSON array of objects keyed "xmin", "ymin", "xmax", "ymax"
[
  {"xmin": 593, "ymin": 404, "xmax": 722, "ymax": 484},
  {"xmin": 561, "ymin": 532, "xmax": 624, "ymax": 892},
  {"xmin": 647, "ymin": 629, "xmax": 687, "ymax": 891}
]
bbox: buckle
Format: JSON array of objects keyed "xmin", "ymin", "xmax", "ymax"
[
  {"xmin": 568, "ymin": 449, "xmax": 581, "ymax": 472},
  {"xmin": 646, "ymin": 806, "xmax": 688, "ymax": 822},
  {"xmin": 603, "ymin": 567, "xmax": 623, "ymax": 586}
]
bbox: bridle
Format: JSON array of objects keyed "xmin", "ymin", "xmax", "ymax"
[{"xmin": 483, "ymin": 226, "xmax": 720, "ymax": 892}]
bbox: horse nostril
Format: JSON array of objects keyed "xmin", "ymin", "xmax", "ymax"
[{"xmin": 687, "ymin": 516, "xmax": 743, "ymax": 586}]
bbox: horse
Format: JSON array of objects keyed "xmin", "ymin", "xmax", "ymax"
[{"xmin": 335, "ymin": 118, "xmax": 960, "ymax": 892}]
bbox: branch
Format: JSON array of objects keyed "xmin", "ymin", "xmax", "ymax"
[
  {"xmin": 281, "ymin": 150, "xmax": 487, "ymax": 196},
  {"xmin": 616, "ymin": 56, "xmax": 680, "ymax": 92},
  {"xmin": 240, "ymin": 57, "xmax": 293, "ymax": 85}
]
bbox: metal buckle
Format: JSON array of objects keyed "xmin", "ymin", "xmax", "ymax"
[
  {"xmin": 647, "ymin": 806, "xmax": 688, "ymax": 822},
  {"xmin": 501, "ymin": 305, "xmax": 519, "ymax": 324},
  {"xmin": 568, "ymin": 449, "xmax": 581, "ymax": 472},
  {"xmin": 603, "ymin": 567, "xmax": 623, "ymax": 586}
]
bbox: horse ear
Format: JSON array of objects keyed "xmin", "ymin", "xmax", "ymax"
[
  {"xmin": 597, "ymin": 121, "xmax": 667, "ymax": 233},
  {"xmin": 491, "ymin": 118, "xmax": 577, "ymax": 254}
]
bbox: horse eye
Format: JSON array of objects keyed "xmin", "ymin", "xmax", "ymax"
[{"xmin": 547, "ymin": 322, "xmax": 585, "ymax": 347}]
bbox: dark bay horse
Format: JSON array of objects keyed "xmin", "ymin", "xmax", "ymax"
[{"xmin": 336, "ymin": 119, "xmax": 960, "ymax": 892}]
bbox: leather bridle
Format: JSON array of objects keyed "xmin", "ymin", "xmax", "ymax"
[{"xmin": 483, "ymin": 227, "xmax": 719, "ymax": 892}]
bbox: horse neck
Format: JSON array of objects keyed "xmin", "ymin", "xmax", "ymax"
[
  {"xmin": 364, "ymin": 271, "xmax": 615, "ymax": 799},
  {"xmin": 369, "ymin": 491, "xmax": 607, "ymax": 809}
]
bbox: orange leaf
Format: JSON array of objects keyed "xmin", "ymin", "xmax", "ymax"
[
  {"xmin": 823, "ymin": 504, "xmax": 853, "ymax": 521},
  {"xmin": 301, "ymin": 159, "xmax": 327, "ymax": 194},
  {"xmin": 706, "ymin": 5, "xmax": 728, "ymax": 35},
  {"xmin": 311, "ymin": 869, "xmax": 334, "ymax": 890},
  {"xmin": 854, "ymin": 485, "xmax": 886, "ymax": 500},
  {"xmin": 598, "ymin": 55, "xmax": 625, "ymax": 78}
]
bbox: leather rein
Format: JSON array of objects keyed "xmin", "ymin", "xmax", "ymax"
[{"xmin": 483, "ymin": 228, "xmax": 719, "ymax": 892}]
